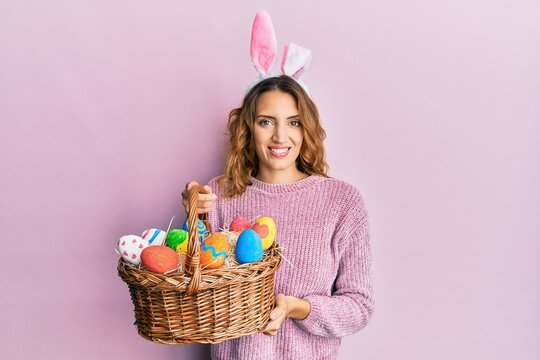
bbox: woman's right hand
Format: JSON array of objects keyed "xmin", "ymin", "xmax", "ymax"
[{"xmin": 181, "ymin": 181, "xmax": 217, "ymax": 215}]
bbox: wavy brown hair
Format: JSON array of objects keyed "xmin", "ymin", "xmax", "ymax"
[{"xmin": 218, "ymin": 75, "xmax": 329, "ymax": 197}]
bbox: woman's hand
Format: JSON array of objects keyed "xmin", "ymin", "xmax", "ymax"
[
  {"xmin": 181, "ymin": 181, "xmax": 217, "ymax": 215},
  {"xmin": 262, "ymin": 294, "xmax": 311, "ymax": 336}
]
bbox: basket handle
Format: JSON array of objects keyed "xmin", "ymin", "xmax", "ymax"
[{"xmin": 184, "ymin": 184, "xmax": 212, "ymax": 295}]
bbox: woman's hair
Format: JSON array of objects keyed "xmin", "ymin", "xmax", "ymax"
[{"xmin": 218, "ymin": 75, "xmax": 329, "ymax": 197}]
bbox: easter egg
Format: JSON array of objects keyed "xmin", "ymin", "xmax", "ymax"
[
  {"xmin": 118, "ymin": 235, "xmax": 149, "ymax": 265},
  {"xmin": 235, "ymin": 229, "xmax": 263, "ymax": 264},
  {"xmin": 182, "ymin": 218, "xmax": 209, "ymax": 241},
  {"xmin": 230, "ymin": 216, "xmax": 251, "ymax": 233},
  {"xmin": 141, "ymin": 245, "xmax": 179, "ymax": 274},
  {"xmin": 201, "ymin": 232, "xmax": 229, "ymax": 269},
  {"xmin": 252, "ymin": 216, "xmax": 276, "ymax": 251},
  {"xmin": 141, "ymin": 228, "xmax": 166, "ymax": 245},
  {"xmin": 166, "ymin": 229, "xmax": 188, "ymax": 253}
]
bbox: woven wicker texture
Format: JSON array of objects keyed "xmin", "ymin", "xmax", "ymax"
[{"xmin": 117, "ymin": 185, "xmax": 282, "ymax": 344}]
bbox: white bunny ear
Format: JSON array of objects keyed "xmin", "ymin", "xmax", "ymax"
[
  {"xmin": 250, "ymin": 10, "xmax": 277, "ymax": 76},
  {"xmin": 281, "ymin": 43, "xmax": 312, "ymax": 95},
  {"xmin": 281, "ymin": 43, "xmax": 312, "ymax": 79}
]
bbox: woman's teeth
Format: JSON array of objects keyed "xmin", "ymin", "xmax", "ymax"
[{"xmin": 270, "ymin": 147, "xmax": 289, "ymax": 154}]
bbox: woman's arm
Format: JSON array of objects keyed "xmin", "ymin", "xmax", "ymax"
[
  {"xmin": 261, "ymin": 294, "xmax": 311, "ymax": 336},
  {"xmin": 262, "ymin": 215, "xmax": 374, "ymax": 338},
  {"xmin": 293, "ymin": 220, "xmax": 374, "ymax": 338}
]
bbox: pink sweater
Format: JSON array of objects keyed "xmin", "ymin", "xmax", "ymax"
[{"xmin": 207, "ymin": 175, "xmax": 374, "ymax": 360}]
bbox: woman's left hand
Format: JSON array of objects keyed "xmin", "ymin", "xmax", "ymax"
[{"xmin": 262, "ymin": 294, "xmax": 311, "ymax": 336}]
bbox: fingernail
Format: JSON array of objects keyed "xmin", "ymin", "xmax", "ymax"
[{"xmin": 211, "ymin": 194, "xmax": 217, "ymax": 199}]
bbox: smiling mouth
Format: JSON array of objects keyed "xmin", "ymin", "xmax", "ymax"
[{"xmin": 268, "ymin": 147, "xmax": 291, "ymax": 157}]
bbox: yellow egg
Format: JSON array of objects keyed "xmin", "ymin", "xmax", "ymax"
[
  {"xmin": 176, "ymin": 239, "xmax": 188, "ymax": 253},
  {"xmin": 252, "ymin": 216, "xmax": 276, "ymax": 251}
]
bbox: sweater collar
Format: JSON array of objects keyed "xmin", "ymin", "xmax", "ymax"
[{"xmin": 248, "ymin": 175, "xmax": 322, "ymax": 194}]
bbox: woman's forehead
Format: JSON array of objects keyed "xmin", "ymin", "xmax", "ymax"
[{"xmin": 256, "ymin": 90, "xmax": 298, "ymax": 115}]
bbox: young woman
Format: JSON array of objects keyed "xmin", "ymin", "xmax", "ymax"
[{"xmin": 182, "ymin": 75, "xmax": 373, "ymax": 359}]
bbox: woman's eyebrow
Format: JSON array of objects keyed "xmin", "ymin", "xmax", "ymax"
[{"xmin": 255, "ymin": 115, "xmax": 300, "ymax": 119}]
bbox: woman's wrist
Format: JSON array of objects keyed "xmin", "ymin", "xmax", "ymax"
[{"xmin": 285, "ymin": 295, "xmax": 311, "ymax": 320}]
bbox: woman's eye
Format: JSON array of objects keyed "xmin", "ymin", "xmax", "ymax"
[
  {"xmin": 290, "ymin": 120, "xmax": 301, "ymax": 127},
  {"xmin": 258, "ymin": 119, "xmax": 272, "ymax": 126}
]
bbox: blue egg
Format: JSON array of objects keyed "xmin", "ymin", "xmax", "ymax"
[
  {"xmin": 182, "ymin": 218, "xmax": 209, "ymax": 242},
  {"xmin": 236, "ymin": 229, "xmax": 263, "ymax": 264}
]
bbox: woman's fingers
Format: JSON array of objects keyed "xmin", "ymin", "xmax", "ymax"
[
  {"xmin": 262, "ymin": 294, "xmax": 289, "ymax": 336},
  {"xmin": 199, "ymin": 193, "xmax": 216, "ymax": 203},
  {"xmin": 197, "ymin": 192, "xmax": 216, "ymax": 214},
  {"xmin": 182, "ymin": 181, "xmax": 217, "ymax": 215},
  {"xmin": 262, "ymin": 317, "xmax": 282, "ymax": 336},
  {"xmin": 182, "ymin": 181, "xmax": 199, "ymax": 202},
  {"xmin": 263, "ymin": 328, "xmax": 278, "ymax": 336},
  {"xmin": 186, "ymin": 181, "xmax": 199, "ymax": 191},
  {"xmin": 270, "ymin": 305, "xmax": 285, "ymax": 320},
  {"xmin": 196, "ymin": 207, "xmax": 213, "ymax": 214},
  {"xmin": 262, "ymin": 320, "xmax": 279, "ymax": 335},
  {"xmin": 181, "ymin": 181, "xmax": 198, "ymax": 214},
  {"xmin": 271, "ymin": 294, "xmax": 288, "ymax": 319}
]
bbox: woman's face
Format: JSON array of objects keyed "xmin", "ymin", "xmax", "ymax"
[{"xmin": 253, "ymin": 90, "xmax": 304, "ymax": 179}]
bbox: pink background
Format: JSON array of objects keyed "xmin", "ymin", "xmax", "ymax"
[{"xmin": 1, "ymin": 1, "xmax": 539, "ymax": 359}]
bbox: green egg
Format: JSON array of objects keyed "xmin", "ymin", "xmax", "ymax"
[{"xmin": 166, "ymin": 229, "xmax": 188, "ymax": 253}]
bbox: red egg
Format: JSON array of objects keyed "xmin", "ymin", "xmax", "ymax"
[
  {"xmin": 141, "ymin": 245, "xmax": 179, "ymax": 274},
  {"xmin": 229, "ymin": 216, "xmax": 251, "ymax": 233}
]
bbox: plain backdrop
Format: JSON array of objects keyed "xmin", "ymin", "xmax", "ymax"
[{"xmin": 1, "ymin": 1, "xmax": 539, "ymax": 359}]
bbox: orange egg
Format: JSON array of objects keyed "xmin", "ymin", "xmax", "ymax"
[{"xmin": 201, "ymin": 232, "xmax": 229, "ymax": 269}]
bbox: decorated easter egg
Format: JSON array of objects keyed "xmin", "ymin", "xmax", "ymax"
[
  {"xmin": 252, "ymin": 216, "xmax": 276, "ymax": 251},
  {"xmin": 166, "ymin": 229, "xmax": 188, "ymax": 253},
  {"xmin": 141, "ymin": 228, "xmax": 166, "ymax": 245},
  {"xmin": 141, "ymin": 245, "xmax": 179, "ymax": 274},
  {"xmin": 118, "ymin": 235, "xmax": 149, "ymax": 265},
  {"xmin": 182, "ymin": 218, "xmax": 209, "ymax": 241},
  {"xmin": 235, "ymin": 229, "xmax": 263, "ymax": 264},
  {"xmin": 230, "ymin": 216, "xmax": 251, "ymax": 233},
  {"xmin": 201, "ymin": 232, "xmax": 229, "ymax": 269}
]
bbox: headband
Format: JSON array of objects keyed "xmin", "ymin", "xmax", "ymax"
[{"xmin": 246, "ymin": 10, "xmax": 313, "ymax": 97}]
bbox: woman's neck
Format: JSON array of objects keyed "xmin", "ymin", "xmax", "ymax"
[{"xmin": 255, "ymin": 168, "xmax": 308, "ymax": 184}]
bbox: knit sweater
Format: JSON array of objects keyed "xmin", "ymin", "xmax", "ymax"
[{"xmin": 207, "ymin": 175, "xmax": 374, "ymax": 360}]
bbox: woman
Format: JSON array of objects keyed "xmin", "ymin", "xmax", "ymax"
[{"xmin": 182, "ymin": 75, "xmax": 373, "ymax": 359}]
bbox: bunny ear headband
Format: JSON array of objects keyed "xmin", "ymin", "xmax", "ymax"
[{"xmin": 246, "ymin": 10, "xmax": 313, "ymax": 97}]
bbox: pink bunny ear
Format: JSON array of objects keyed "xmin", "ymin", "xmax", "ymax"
[{"xmin": 250, "ymin": 10, "xmax": 277, "ymax": 75}]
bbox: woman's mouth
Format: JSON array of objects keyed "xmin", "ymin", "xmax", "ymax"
[{"xmin": 268, "ymin": 147, "xmax": 291, "ymax": 158}]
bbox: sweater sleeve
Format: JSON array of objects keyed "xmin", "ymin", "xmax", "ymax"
[
  {"xmin": 206, "ymin": 176, "xmax": 223, "ymax": 233},
  {"xmin": 293, "ymin": 207, "xmax": 374, "ymax": 338}
]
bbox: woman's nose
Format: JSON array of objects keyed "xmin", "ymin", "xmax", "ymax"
[{"xmin": 271, "ymin": 124, "xmax": 287, "ymax": 143}]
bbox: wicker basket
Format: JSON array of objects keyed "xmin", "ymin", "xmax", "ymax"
[{"xmin": 117, "ymin": 185, "xmax": 282, "ymax": 344}]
